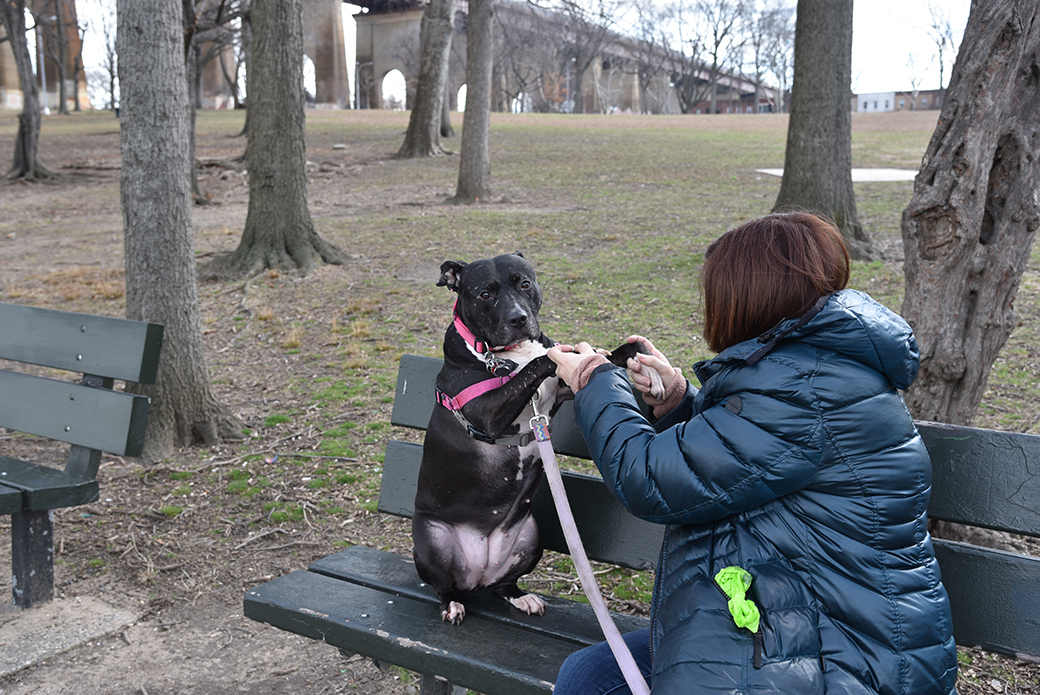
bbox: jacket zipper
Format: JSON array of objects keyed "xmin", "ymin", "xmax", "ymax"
[
  {"xmin": 648, "ymin": 528, "xmax": 670, "ymax": 663},
  {"xmin": 711, "ymin": 572, "xmax": 764, "ymax": 670}
]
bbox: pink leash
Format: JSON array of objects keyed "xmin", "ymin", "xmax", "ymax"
[{"xmin": 530, "ymin": 407, "xmax": 651, "ymax": 695}]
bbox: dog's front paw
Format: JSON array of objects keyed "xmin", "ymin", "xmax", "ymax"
[
  {"xmin": 508, "ymin": 593, "xmax": 546, "ymax": 616},
  {"xmin": 441, "ymin": 601, "xmax": 466, "ymax": 625}
]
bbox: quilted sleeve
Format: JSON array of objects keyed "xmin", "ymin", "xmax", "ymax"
[{"xmin": 574, "ymin": 365, "xmax": 823, "ymax": 525}]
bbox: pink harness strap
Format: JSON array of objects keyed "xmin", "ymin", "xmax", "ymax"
[{"xmin": 436, "ymin": 372, "xmax": 518, "ymax": 412}]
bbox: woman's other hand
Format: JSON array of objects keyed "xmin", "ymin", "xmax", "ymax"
[{"xmin": 624, "ymin": 335, "xmax": 677, "ymax": 396}]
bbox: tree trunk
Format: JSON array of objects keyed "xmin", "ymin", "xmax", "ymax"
[
  {"xmin": 572, "ymin": 61, "xmax": 584, "ymax": 113},
  {"xmin": 55, "ymin": 2, "xmax": 70, "ymax": 115},
  {"xmin": 901, "ymin": 0, "xmax": 1040, "ymax": 425},
  {"xmin": 773, "ymin": 0, "xmax": 873, "ymax": 259},
  {"xmin": 235, "ymin": 7, "xmax": 252, "ymax": 139},
  {"xmin": 440, "ymin": 78, "xmax": 455, "ymax": 138},
  {"xmin": 451, "ymin": 0, "xmax": 493, "ymax": 204},
  {"xmin": 216, "ymin": 0, "xmax": 346, "ymax": 275},
  {"xmin": 0, "ymin": 0, "xmax": 54, "ymax": 180},
  {"xmin": 118, "ymin": 0, "xmax": 242, "ymax": 463},
  {"xmin": 397, "ymin": 0, "xmax": 456, "ymax": 158},
  {"xmin": 709, "ymin": 69, "xmax": 718, "ymax": 113}
]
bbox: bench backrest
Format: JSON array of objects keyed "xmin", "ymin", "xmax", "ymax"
[
  {"xmin": 0, "ymin": 302, "xmax": 164, "ymax": 469},
  {"xmin": 386, "ymin": 354, "xmax": 1040, "ymax": 656}
]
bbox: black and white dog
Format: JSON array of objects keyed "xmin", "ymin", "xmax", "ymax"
[
  {"xmin": 413, "ymin": 252, "xmax": 560, "ymax": 624},
  {"xmin": 412, "ymin": 252, "xmax": 655, "ymax": 624}
]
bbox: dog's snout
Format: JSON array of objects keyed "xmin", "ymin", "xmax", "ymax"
[{"xmin": 508, "ymin": 309, "xmax": 529, "ymax": 327}]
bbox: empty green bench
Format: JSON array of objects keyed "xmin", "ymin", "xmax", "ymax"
[
  {"xmin": 244, "ymin": 354, "xmax": 1040, "ymax": 694},
  {"xmin": 0, "ymin": 302, "xmax": 163, "ymax": 608}
]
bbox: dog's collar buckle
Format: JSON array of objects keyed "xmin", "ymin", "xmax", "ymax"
[{"xmin": 484, "ymin": 351, "xmax": 513, "ymax": 374}]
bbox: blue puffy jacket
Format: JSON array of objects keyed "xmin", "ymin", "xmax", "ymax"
[{"xmin": 574, "ymin": 290, "xmax": 958, "ymax": 695}]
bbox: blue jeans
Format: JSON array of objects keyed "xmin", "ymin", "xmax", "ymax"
[{"xmin": 554, "ymin": 628, "xmax": 653, "ymax": 695}]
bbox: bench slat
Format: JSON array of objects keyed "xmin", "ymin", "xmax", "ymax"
[
  {"xmin": 921, "ymin": 421, "xmax": 1040, "ymax": 538},
  {"xmin": 391, "ymin": 355, "xmax": 442, "ymax": 430},
  {"xmin": 381, "ymin": 440, "xmax": 664, "ymax": 571},
  {"xmin": 0, "ymin": 369, "xmax": 150, "ymax": 457},
  {"xmin": 309, "ymin": 546, "xmax": 650, "ymax": 643},
  {"xmin": 0, "ymin": 456, "xmax": 99, "ymax": 510},
  {"xmin": 245, "ymin": 569, "xmax": 572, "ymax": 695},
  {"xmin": 0, "ymin": 482, "xmax": 22, "ymax": 514},
  {"xmin": 934, "ymin": 539, "xmax": 1040, "ymax": 656},
  {"xmin": 0, "ymin": 302, "xmax": 163, "ymax": 384}
]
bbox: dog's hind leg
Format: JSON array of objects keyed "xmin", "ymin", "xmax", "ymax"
[
  {"xmin": 413, "ymin": 515, "xmax": 474, "ymax": 625},
  {"xmin": 438, "ymin": 590, "xmax": 468, "ymax": 625}
]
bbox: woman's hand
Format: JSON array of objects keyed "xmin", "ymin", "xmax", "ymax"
[
  {"xmin": 624, "ymin": 335, "xmax": 677, "ymax": 397},
  {"xmin": 547, "ymin": 342, "xmax": 600, "ymax": 390}
]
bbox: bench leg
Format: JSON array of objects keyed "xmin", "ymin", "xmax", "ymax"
[
  {"xmin": 420, "ymin": 674, "xmax": 467, "ymax": 695},
  {"xmin": 11, "ymin": 509, "xmax": 55, "ymax": 608}
]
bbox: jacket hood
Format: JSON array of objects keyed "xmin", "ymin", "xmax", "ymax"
[{"xmin": 695, "ymin": 289, "xmax": 919, "ymax": 390}]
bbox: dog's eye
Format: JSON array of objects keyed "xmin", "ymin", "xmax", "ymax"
[
  {"xmin": 479, "ymin": 291, "xmax": 492, "ymax": 300},
  {"xmin": 519, "ymin": 280, "xmax": 531, "ymax": 290}
]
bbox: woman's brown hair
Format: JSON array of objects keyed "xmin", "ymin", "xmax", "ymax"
[{"xmin": 701, "ymin": 212, "xmax": 850, "ymax": 353}]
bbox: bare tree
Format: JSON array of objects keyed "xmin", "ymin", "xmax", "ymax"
[
  {"xmin": 82, "ymin": 0, "xmax": 118, "ymax": 110},
  {"xmin": 397, "ymin": 0, "xmax": 457, "ymax": 157},
  {"xmin": 494, "ymin": 4, "xmax": 546, "ymax": 112},
  {"xmin": 773, "ymin": 0, "xmax": 873, "ymax": 259},
  {"xmin": 762, "ymin": 0, "xmax": 793, "ymax": 112},
  {"xmin": 31, "ymin": 0, "xmax": 73, "ymax": 115},
  {"xmin": 629, "ymin": 0, "xmax": 673, "ymax": 114},
  {"xmin": 593, "ymin": 57, "xmax": 627, "ymax": 112},
  {"xmin": 451, "ymin": 0, "xmax": 493, "ymax": 203},
  {"xmin": 695, "ymin": 0, "xmax": 746, "ymax": 114},
  {"xmin": 534, "ymin": 0, "xmax": 625, "ymax": 114},
  {"xmin": 182, "ymin": 0, "xmax": 247, "ymax": 198},
  {"xmin": 0, "ymin": 0, "xmax": 55, "ymax": 180},
  {"xmin": 666, "ymin": 1, "xmax": 714, "ymax": 113},
  {"xmin": 927, "ymin": 1, "xmax": 957, "ymax": 91},
  {"xmin": 743, "ymin": 0, "xmax": 791, "ymax": 113},
  {"xmin": 215, "ymin": 0, "xmax": 347, "ymax": 275},
  {"xmin": 904, "ymin": 53, "xmax": 923, "ymax": 110},
  {"xmin": 118, "ymin": 0, "xmax": 242, "ymax": 461},
  {"xmin": 901, "ymin": 0, "xmax": 1040, "ymax": 426}
]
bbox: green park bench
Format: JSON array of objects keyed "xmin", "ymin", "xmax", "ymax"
[
  {"xmin": 245, "ymin": 353, "xmax": 1040, "ymax": 694},
  {"xmin": 0, "ymin": 302, "xmax": 163, "ymax": 608}
]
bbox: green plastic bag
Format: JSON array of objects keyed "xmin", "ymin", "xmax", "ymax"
[{"xmin": 714, "ymin": 566, "xmax": 761, "ymax": 634}]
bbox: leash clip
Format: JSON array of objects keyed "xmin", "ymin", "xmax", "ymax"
[{"xmin": 529, "ymin": 398, "xmax": 551, "ymax": 443}]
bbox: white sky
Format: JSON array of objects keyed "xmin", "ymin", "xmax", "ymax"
[
  {"xmin": 69, "ymin": 1, "xmax": 973, "ymax": 108},
  {"xmin": 851, "ymin": 0, "xmax": 971, "ymax": 94}
]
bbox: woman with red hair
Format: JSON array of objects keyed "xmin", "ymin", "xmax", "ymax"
[{"xmin": 549, "ymin": 213, "xmax": 958, "ymax": 695}]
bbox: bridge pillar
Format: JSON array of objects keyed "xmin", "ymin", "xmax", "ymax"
[
  {"xmin": 303, "ymin": 0, "xmax": 351, "ymax": 108},
  {"xmin": 354, "ymin": 8, "xmax": 423, "ymax": 109}
]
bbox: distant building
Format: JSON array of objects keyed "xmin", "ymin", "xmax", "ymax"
[
  {"xmin": 851, "ymin": 88, "xmax": 945, "ymax": 113},
  {"xmin": 855, "ymin": 92, "xmax": 895, "ymax": 112},
  {"xmin": 893, "ymin": 89, "xmax": 944, "ymax": 111}
]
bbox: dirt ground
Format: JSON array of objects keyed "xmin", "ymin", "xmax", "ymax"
[
  {"xmin": 0, "ymin": 109, "xmax": 1037, "ymax": 695},
  {"xmin": 0, "ymin": 110, "xmax": 427, "ymax": 695}
]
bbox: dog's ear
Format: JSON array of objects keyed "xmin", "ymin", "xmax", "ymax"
[
  {"xmin": 437, "ymin": 260, "xmax": 466, "ymax": 291},
  {"xmin": 512, "ymin": 250, "xmax": 525, "ymax": 259}
]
